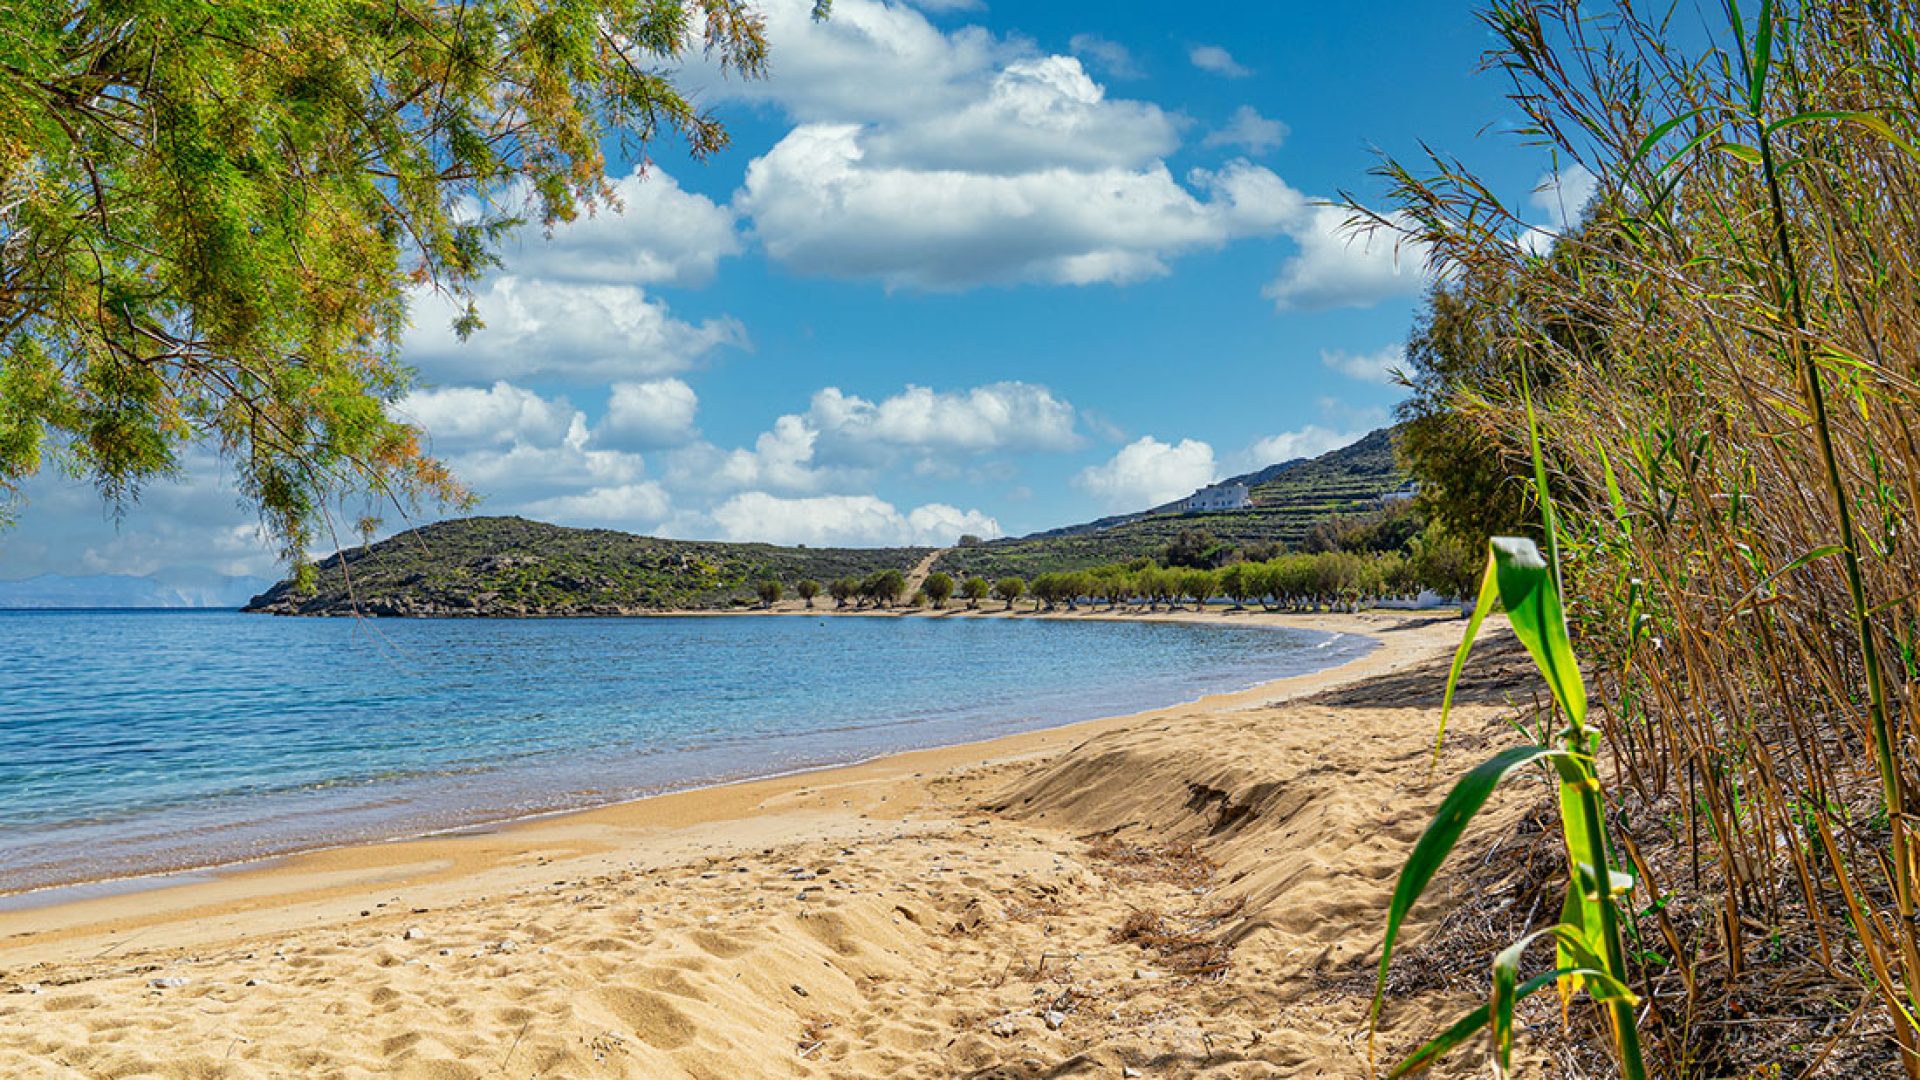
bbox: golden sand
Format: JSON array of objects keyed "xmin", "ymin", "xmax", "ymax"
[{"xmin": 0, "ymin": 609, "xmax": 1542, "ymax": 1077}]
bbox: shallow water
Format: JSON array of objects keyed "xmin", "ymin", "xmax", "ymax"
[{"xmin": 0, "ymin": 610, "xmax": 1371, "ymax": 893}]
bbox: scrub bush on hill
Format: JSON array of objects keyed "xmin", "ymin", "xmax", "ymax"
[{"xmin": 247, "ymin": 517, "xmax": 928, "ymax": 615}]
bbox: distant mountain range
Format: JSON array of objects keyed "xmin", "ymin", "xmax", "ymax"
[
  {"xmin": 0, "ymin": 571, "xmax": 274, "ymax": 610},
  {"xmin": 245, "ymin": 426, "xmax": 1409, "ymax": 617}
]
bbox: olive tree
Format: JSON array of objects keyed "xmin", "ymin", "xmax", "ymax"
[
  {"xmin": 992, "ymin": 576, "xmax": 1026, "ymax": 610},
  {"xmin": 923, "ymin": 572, "xmax": 955, "ymax": 609}
]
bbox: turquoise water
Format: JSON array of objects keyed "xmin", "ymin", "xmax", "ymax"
[{"xmin": 0, "ymin": 611, "xmax": 1371, "ymax": 893}]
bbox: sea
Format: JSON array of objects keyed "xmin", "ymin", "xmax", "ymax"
[{"xmin": 0, "ymin": 610, "xmax": 1372, "ymax": 897}]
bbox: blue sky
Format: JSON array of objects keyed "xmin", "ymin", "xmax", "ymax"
[{"xmin": 2, "ymin": 0, "xmax": 1589, "ymax": 580}]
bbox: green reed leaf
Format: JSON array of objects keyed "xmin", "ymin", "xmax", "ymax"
[
  {"xmin": 1749, "ymin": 0, "xmax": 1775, "ymax": 116},
  {"xmin": 1491, "ymin": 538, "xmax": 1588, "ymax": 728},
  {"xmin": 1491, "ymin": 933, "xmax": 1531, "ymax": 1077},
  {"xmin": 1631, "ymin": 107, "xmax": 1708, "ymax": 169},
  {"xmin": 1766, "ymin": 110, "xmax": 1920, "ymax": 161},
  {"xmin": 1371, "ymin": 744, "xmax": 1571, "ymax": 1048},
  {"xmin": 1389, "ymin": 966, "xmax": 1621, "ymax": 1077},
  {"xmin": 1434, "ymin": 547, "xmax": 1500, "ymax": 768},
  {"xmin": 1654, "ymin": 127, "xmax": 1728, "ymax": 180}
]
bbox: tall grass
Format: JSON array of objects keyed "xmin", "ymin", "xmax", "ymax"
[{"xmin": 1365, "ymin": 0, "xmax": 1920, "ymax": 1072}]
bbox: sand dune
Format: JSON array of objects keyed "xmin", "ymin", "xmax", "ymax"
[{"xmin": 0, "ymin": 611, "xmax": 1554, "ymax": 1077}]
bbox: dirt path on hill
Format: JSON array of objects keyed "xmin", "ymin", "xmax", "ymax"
[{"xmin": 902, "ymin": 547, "xmax": 949, "ymax": 598}]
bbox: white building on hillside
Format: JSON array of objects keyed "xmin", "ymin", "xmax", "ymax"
[{"xmin": 1180, "ymin": 482, "xmax": 1252, "ymax": 512}]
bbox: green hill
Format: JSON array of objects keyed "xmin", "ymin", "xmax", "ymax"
[
  {"xmin": 931, "ymin": 426, "xmax": 1407, "ymax": 580},
  {"xmin": 247, "ymin": 427, "xmax": 1407, "ymax": 616},
  {"xmin": 245, "ymin": 517, "xmax": 930, "ymax": 616}
]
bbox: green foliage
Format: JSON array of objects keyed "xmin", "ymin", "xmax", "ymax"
[
  {"xmin": 1302, "ymin": 501, "xmax": 1423, "ymax": 555},
  {"xmin": 922, "ymin": 571, "xmax": 954, "ymax": 609},
  {"xmin": 1376, "ymin": 538, "xmax": 1645, "ymax": 1077},
  {"xmin": 959, "ymin": 575, "xmax": 990, "ymax": 609},
  {"xmin": 991, "ymin": 576, "xmax": 1026, "ymax": 609},
  {"xmin": 1394, "ymin": 283, "xmax": 1536, "ymax": 547},
  {"xmin": 828, "ymin": 577, "xmax": 859, "ymax": 609},
  {"xmin": 860, "ymin": 568, "xmax": 906, "ymax": 607},
  {"xmin": 1161, "ymin": 528, "xmax": 1228, "ymax": 569},
  {"xmin": 1365, "ymin": 0, "xmax": 1920, "ymax": 1065},
  {"xmin": 795, "ymin": 579, "xmax": 821, "ymax": 608},
  {"xmin": 1029, "ymin": 571, "xmax": 1084, "ymax": 610},
  {"xmin": 754, "ymin": 578, "xmax": 782, "ymax": 608},
  {"xmin": 934, "ymin": 428, "xmax": 1408, "ymax": 581},
  {"xmin": 0, "ymin": 0, "xmax": 769, "ymax": 566},
  {"xmin": 247, "ymin": 516, "xmax": 924, "ymax": 615},
  {"xmin": 1175, "ymin": 567, "xmax": 1217, "ymax": 608}
]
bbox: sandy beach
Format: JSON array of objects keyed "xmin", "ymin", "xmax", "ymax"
[{"xmin": 0, "ymin": 609, "xmax": 1553, "ymax": 1078}]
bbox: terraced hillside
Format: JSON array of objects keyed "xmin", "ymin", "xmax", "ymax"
[
  {"xmin": 931, "ymin": 426, "xmax": 1406, "ymax": 580},
  {"xmin": 245, "ymin": 517, "xmax": 930, "ymax": 616}
]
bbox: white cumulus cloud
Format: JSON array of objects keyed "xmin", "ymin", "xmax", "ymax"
[
  {"xmin": 401, "ymin": 165, "xmax": 746, "ymax": 383},
  {"xmin": 598, "ymin": 379, "xmax": 700, "ymax": 448},
  {"xmin": 1321, "ymin": 344, "xmax": 1405, "ymax": 385},
  {"xmin": 708, "ymin": 492, "xmax": 1000, "ymax": 547},
  {"xmin": 808, "ymin": 382, "xmax": 1079, "ymax": 452},
  {"xmin": 663, "ymin": 381, "xmax": 1082, "ymax": 496},
  {"xmin": 1239, "ymin": 426, "xmax": 1366, "ymax": 470},
  {"xmin": 496, "ymin": 167, "xmax": 740, "ymax": 288},
  {"xmin": 702, "ymin": 0, "xmax": 1312, "ymax": 291},
  {"xmin": 1264, "ymin": 206, "xmax": 1432, "ymax": 311},
  {"xmin": 396, "ymin": 381, "xmax": 581, "ymax": 451},
  {"xmin": 519, "ymin": 482, "xmax": 672, "ymax": 530},
  {"xmin": 1075, "ymin": 436, "xmax": 1217, "ymax": 510},
  {"xmin": 1068, "ymin": 33, "xmax": 1142, "ymax": 80},
  {"xmin": 404, "ymin": 278, "xmax": 746, "ymax": 383},
  {"xmin": 1188, "ymin": 44, "xmax": 1250, "ymax": 78},
  {"xmin": 741, "ymin": 128, "xmax": 1301, "ymax": 289},
  {"xmin": 666, "ymin": 415, "xmax": 832, "ymax": 495},
  {"xmin": 862, "ymin": 55, "xmax": 1179, "ymax": 173},
  {"xmin": 1203, "ymin": 105, "xmax": 1288, "ymax": 155}
]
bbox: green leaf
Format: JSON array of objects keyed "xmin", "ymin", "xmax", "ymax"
[
  {"xmin": 1485, "ymin": 923, "xmax": 1639, "ymax": 1076},
  {"xmin": 1389, "ymin": 968, "xmax": 1596, "ymax": 1077},
  {"xmin": 1553, "ymin": 879, "xmax": 1596, "ymax": 1007},
  {"xmin": 1546, "ymin": 750, "xmax": 1606, "ymax": 1003},
  {"xmin": 1655, "ymin": 127, "xmax": 1730, "ymax": 179},
  {"xmin": 1596, "ymin": 441, "xmax": 1630, "ymax": 530},
  {"xmin": 1519, "ymin": 365, "xmax": 1561, "ymax": 578},
  {"xmin": 1490, "ymin": 933, "xmax": 1532, "ymax": 1077},
  {"xmin": 1749, "ymin": 0, "xmax": 1775, "ymax": 116},
  {"xmin": 1766, "ymin": 108, "xmax": 1920, "ymax": 161},
  {"xmin": 1371, "ymin": 744, "xmax": 1569, "ymax": 1042},
  {"xmin": 1491, "ymin": 537, "xmax": 1589, "ymax": 727},
  {"xmin": 1631, "ymin": 107, "xmax": 1708, "ymax": 169},
  {"xmin": 1433, "ymin": 547, "xmax": 1500, "ymax": 767},
  {"xmin": 1713, "ymin": 140, "xmax": 1764, "ymax": 165}
]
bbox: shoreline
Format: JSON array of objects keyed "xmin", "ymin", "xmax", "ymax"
[
  {"xmin": 1, "ymin": 606, "xmax": 1536, "ymax": 1078},
  {"xmin": 0, "ymin": 606, "xmax": 1376, "ymax": 908},
  {"xmin": 0, "ymin": 608, "xmax": 1444, "ymax": 963}
]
